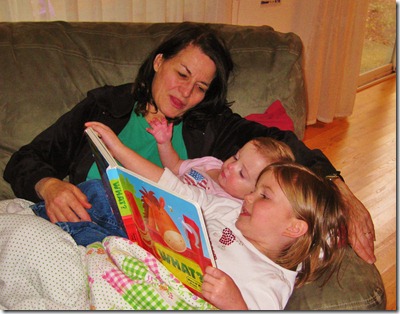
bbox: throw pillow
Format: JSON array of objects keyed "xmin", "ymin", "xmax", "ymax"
[{"xmin": 245, "ymin": 100, "xmax": 294, "ymax": 132}]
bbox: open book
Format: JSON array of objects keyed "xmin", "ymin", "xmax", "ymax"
[{"xmin": 85, "ymin": 127, "xmax": 216, "ymax": 297}]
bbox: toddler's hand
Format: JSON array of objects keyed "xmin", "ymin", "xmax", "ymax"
[
  {"xmin": 146, "ymin": 117, "xmax": 173, "ymax": 144},
  {"xmin": 85, "ymin": 121, "xmax": 123, "ymax": 156}
]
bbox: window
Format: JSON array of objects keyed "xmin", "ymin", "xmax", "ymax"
[{"xmin": 358, "ymin": 0, "xmax": 396, "ymax": 87}]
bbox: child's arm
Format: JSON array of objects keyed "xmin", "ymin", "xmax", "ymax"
[
  {"xmin": 85, "ymin": 121, "xmax": 164, "ymax": 183},
  {"xmin": 146, "ymin": 118, "xmax": 183, "ymax": 175},
  {"xmin": 201, "ymin": 266, "xmax": 248, "ymax": 310}
]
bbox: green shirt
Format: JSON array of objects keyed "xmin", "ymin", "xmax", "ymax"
[{"xmin": 86, "ymin": 111, "xmax": 188, "ymax": 180}]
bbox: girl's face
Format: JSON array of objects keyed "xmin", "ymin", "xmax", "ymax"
[
  {"xmin": 235, "ymin": 170, "xmax": 298, "ymax": 253},
  {"xmin": 217, "ymin": 142, "xmax": 271, "ymax": 200},
  {"xmin": 151, "ymin": 44, "xmax": 216, "ymax": 119}
]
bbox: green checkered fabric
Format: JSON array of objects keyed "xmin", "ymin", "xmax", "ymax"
[{"xmin": 120, "ymin": 256, "xmax": 216, "ymax": 310}]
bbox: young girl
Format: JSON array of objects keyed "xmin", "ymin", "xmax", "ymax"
[
  {"xmin": 147, "ymin": 117, "xmax": 295, "ymax": 201},
  {"xmin": 86, "ymin": 121, "xmax": 347, "ymax": 310}
]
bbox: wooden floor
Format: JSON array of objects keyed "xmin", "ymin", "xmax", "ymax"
[{"xmin": 303, "ymin": 76, "xmax": 396, "ymax": 310}]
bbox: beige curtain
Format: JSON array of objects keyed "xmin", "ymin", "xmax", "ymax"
[
  {"xmin": 0, "ymin": 0, "xmax": 232, "ymax": 23},
  {"xmin": 304, "ymin": 0, "xmax": 369, "ymax": 124}
]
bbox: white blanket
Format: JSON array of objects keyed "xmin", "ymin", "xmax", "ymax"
[
  {"xmin": 0, "ymin": 199, "xmax": 214, "ymax": 310},
  {"xmin": 0, "ymin": 199, "xmax": 89, "ymax": 310}
]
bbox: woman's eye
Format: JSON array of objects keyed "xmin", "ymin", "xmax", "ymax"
[
  {"xmin": 197, "ymin": 85, "xmax": 206, "ymax": 93},
  {"xmin": 178, "ymin": 72, "xmax": 187, "ymax": 78}
]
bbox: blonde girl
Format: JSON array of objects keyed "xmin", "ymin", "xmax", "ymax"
[{"xmin": 86, "ymin": 121, "xmax": 347, "ymax": 310}]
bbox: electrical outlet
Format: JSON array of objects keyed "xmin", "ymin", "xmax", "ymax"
[{"xmin": 261, "ymin": 0, "xmax": 281, "ymax": 5}]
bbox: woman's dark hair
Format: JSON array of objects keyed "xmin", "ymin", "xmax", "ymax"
[{"xmin": 132, "ymin": 22, "xmax": 234, "ymax": 124}]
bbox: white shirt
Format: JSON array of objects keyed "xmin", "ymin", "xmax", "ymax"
[
  {"xmin": 178, "ymin": 156, "xmax": 241, "ymax": 202},
  {"xmin": 159, "ymin": 168, "xmax": 297, "ymax": 310}
]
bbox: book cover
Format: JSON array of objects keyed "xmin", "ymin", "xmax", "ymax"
[{"xmin": 85, "ymin": 127, "xmax": 216, "ymax": 297}]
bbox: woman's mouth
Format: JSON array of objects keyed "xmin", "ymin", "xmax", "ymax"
[{"xmin": 170, "ymin": 96, "xmax": 185, "ymax": 110}]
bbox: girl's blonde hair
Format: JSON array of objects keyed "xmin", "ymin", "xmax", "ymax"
[
  {"xmin": 259, "ymin": 162, "xmax": 347, "ymax": 287},
  {"xmin": 251, "ymin": 137, "xmax": 295, "ymax": 164}
]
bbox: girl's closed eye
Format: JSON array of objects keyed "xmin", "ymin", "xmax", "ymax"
[
  {"xmin": 257, "ymin": 185, "xmax": 271, "ymax": 199},
  {"xmin": 261, "ymin": 193, "xmax": 269, "ymax": 199}
]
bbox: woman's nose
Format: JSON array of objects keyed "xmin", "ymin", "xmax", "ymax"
[{"xmin": 179, "ymin": 81, "xmax": 193, "ymax": 98}]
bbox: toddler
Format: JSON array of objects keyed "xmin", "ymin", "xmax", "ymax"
[{"xmin": 147, "ymin": 117, "xmax": 295, "ymax": 201}]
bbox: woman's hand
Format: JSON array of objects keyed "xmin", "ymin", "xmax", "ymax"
[
  {"xmin": 35, "ymin": 177, "xmax": 92, "ymax": 223},
  {"xmin": 334, "ymin": 178, "xmax": 376, "ymax": 264},
  {"xmin": 201, "ymin": 266, "xmax": 247, "ymax": 310}
]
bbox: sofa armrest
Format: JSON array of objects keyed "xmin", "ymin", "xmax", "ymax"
[{"xmin": 285, "ymin": 247, "xmax": 386, "ymax": 310}]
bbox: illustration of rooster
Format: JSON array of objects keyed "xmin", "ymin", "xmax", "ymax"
[{"xmin": 140, "ymin": 188, "xmax": 187, "ymax": 253}]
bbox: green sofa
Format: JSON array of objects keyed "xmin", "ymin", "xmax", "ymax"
[{"xmin": 0, "ymin": 21, "xmax": 386, "ymax": 310}]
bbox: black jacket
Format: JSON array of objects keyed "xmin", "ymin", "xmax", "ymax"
[{"xmin": 4, "ymin": 83, "xmax": 337, "ymax": 202}]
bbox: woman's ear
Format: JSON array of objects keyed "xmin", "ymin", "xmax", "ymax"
[
  {"xmin": 153, "ymin": 53, "xmax": 163, "ymax": 72},
  {"xmin": 283, "ymin": 219, "xmax": 308, "ymax": 238}
]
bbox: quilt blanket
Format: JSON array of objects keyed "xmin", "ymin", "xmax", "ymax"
[
  {"xmin": 86, "ymin": 237, "xmax": 215, "ymax": 310},
  {"xmin": 0, "ymin": 199, "xmax": 215, "ymax": 310}
]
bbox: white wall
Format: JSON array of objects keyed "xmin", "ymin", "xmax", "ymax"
[
  {"xmin": 232, "ymin": 0, "xmax": 318, "ymax": 122},
  {"xmin": 232, "ymin": 0, "xmax": 318, "ymax": 62},
  {"xmin": 232, "ymin": 0, "xmax": 368, "ymax": 124}
]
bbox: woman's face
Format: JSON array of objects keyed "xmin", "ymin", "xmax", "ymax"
[{"xmin": 151, "ymin": 44, "xmax": 216, "ymax": 119}]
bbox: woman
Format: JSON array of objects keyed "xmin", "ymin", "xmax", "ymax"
[{"xmin": 3, "ymin": 22, "xmax": 375, "ymax": 264}]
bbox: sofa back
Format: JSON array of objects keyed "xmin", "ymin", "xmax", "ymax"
[{"xmin": 0, "ymin": 21, "xmax": 306, "ymax": 200}]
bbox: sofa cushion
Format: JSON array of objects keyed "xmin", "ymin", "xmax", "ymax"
[
  {"xmin": 0, "ymin": 151, "xmax": 14, "ymax": 200},
  {"xmin": 285, "ymin": 247, "xmax": 386, "ymax": 310}
]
